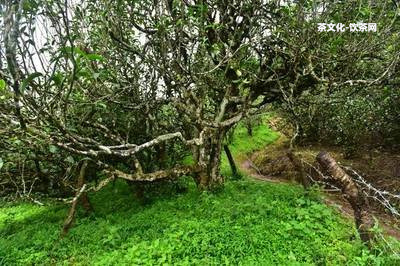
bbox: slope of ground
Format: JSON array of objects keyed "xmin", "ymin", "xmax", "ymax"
[
  {"xmin": 246, "ymin": 127, "xmax": 400, "ymax": 240},
  {"xmin": 0, "ymin": 117, "xmax": 399, "ymax": 265}
]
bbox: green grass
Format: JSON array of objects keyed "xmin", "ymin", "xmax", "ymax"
[
  {"xmin": 0, "ymin": 115, "xmax": 398, "ymax": 265},
  {"xmin": 183, "ymin": 114, "xmax": 279, "ymax": 173},
  {"xmin": 227, "ymin": 117, "xmax": 279, "ymax": 157},
  {"xmin": 1, "ymin": 180, "xmax": 389, "ymax": 265},
  {"xmin": 220, "ymin": 116, "xmax": 279, "ymax": 177}
]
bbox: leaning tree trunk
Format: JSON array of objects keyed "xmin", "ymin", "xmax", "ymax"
[
  {"xmin": 62, "ymin": 161, "xmax": 92, "ymax": 236},
  {"xmin": 224, "ymin": 144, "xmax": 238, "ymax": 178},
  {"xmin": 245, "ymin": 119, "xmax": 253, "ymax": 136},
  {"xmin": 316, "ymin": 151, "xmax": 373, "ymax": 246}
]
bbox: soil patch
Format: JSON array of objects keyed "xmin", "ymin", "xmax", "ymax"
[{"xmin": 238, "ymin": 134, "xmax": 400, "ymax": 240}]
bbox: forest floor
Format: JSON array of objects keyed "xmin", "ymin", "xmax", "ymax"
[
  {"xmin": 236, "ymin": 124, "xmax": 400, "ymax": 240},
  {"xmin": 239, "ymin": 140, "xmax": 400, "ymax": 240},
  {"xmin": 1, "ymin": 116, "xmax": 400, "ymax": 265}
]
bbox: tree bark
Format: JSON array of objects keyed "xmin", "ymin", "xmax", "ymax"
[
  {"xmin": 62, "ymin": 161, "xmax": 90, "ymax": 236},
  {"xmin": 245, "ymin": 119, "xmax": 253, "ymax": 136},
  {"xmin": 4, "ymin": 1, "xmax": 26, "ymax": 130},
  {"xmin": 194, "ymin": 130, "xmax": 225, "ymax": 189},
  {"xmin": 107, "ymin": 165, "xmax": 196, "ymax": 182},
  {"xmin": 34, "ymin": 159, "xmax": 51, "ymax": 193},
  {"xmin": 224, "ymin": 144, "xmax": 238, "ymax": 178},
  {"xmin": 316, "ymin": 151, "xmax": 373, "ymax": 246},
  {"xmin": 4, "ymin": 1, "xmax": 46, "ymax": 195},
  {"xmin": 287, "ymin": 150, "xmax": 310, "ymax": 189},
  {"xmin": 77, "ymin": 162, "xmax": 93, "ymax": 213}
]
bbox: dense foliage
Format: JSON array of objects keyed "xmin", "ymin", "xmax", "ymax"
[
  {"xmin": 280, "ymin": 87, "xmax": 400, "ymax": 156},
  {"xmin": 1, "ymin": 0, "xmax": 399, "ymax": 195},
  {"xmin": 0, "ymin": 0, "xmax": 399, "ymax": 263},
  {"xmin": 274, "ymin": 1, "xmax": 400, "ymax": 151}
]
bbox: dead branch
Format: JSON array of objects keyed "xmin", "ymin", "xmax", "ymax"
[{"xmin": 104, "ymin": 165, "xmax": 198, "ymax": 182}]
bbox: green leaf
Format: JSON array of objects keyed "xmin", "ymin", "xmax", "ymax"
[
  {"xmin": 52, "ymin": 73, "xmax": 63, "ymax": 86},
  {"xmin": 65, "ymin": 156, "xmax": 75, "ymax": 164},
  {"xmin": 93, "ymin": 73, "xmax": 100, "ymax": 79},
  {"xmin": 176, "ymin": 18, "xmax": 184, "ymax": 26},
  {"xmin": 77, "ymin": 69, "xmax": 91, "ymax": 78},
  {"xmin": 0, "ymin": 79, "xmax": 6, "ymax": 90},
  {"xmin": 96, "ymin": 101, "xmax": 107, "ymax": 109},
  {"xmin": 360, "ymin": 7, "xmax": 371, "ymax": 17},
  {"xmin": 0, "ymin": 158, "xmax": 3, "ymax": 170},
  {"xmin": 49, "ymin": 145, "xmax": 58, "ymax": 153},
  {"xmin": 86, "ymin": 54, "xmax": 104, "ymax": 61},
  {"xmin": 20, "ymin": 72, "xmax": 42, "ymax": 92},
  {"xmin": 74, "ymin": 47, "xmax": 86, "ymax": 56}
]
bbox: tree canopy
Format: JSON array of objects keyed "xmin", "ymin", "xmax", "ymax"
[{"xmin": 0, "ymin": 0, "xmax": 399, "ymax": 193}]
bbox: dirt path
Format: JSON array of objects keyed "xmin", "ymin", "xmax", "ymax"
[
  {"xmin": 238, "ymin": 154, "xmax": 400, "ymax": 240},
  {"xmin": 240, "ymin": 159, "xmax": 284, "ymax": 183}
]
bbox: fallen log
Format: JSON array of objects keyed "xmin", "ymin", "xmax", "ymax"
[{"xmin": 316, "ymin": 151, "xmax": 374, "ymax": 246}]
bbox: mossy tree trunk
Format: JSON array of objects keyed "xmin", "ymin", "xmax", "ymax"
[{"xmin": 194, "ymin": 130, "xmax": 226, "ymax": 189}]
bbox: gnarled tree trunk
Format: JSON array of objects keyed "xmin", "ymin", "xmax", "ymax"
[
  {"xmin": 316, "ymin": 151, "xmax": 373, "ymax": 246},
  {"xmin": 194, "ymin": 129, "xmax": 226, "ymax": 189}
]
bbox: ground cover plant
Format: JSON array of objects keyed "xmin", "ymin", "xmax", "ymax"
[
  {"xmin": 1, "ymin": 122, "xmax": 399, "ymax": 265},
  {"xmin": 1, "ymin": 0, "xmax": 400, "ymax": 264}
]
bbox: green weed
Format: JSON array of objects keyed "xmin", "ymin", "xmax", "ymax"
[{"xmin": 0, "ymin": 115, "xmax": 398, "ymax": 265}]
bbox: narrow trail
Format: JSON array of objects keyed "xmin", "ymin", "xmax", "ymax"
[
  {"xmin": 240, "ymin": 159, "xmax": 283, "ymax": 183},
  {"xmin": 237, "ymin": 152, "xmax": 400, "ymax": 240}
]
